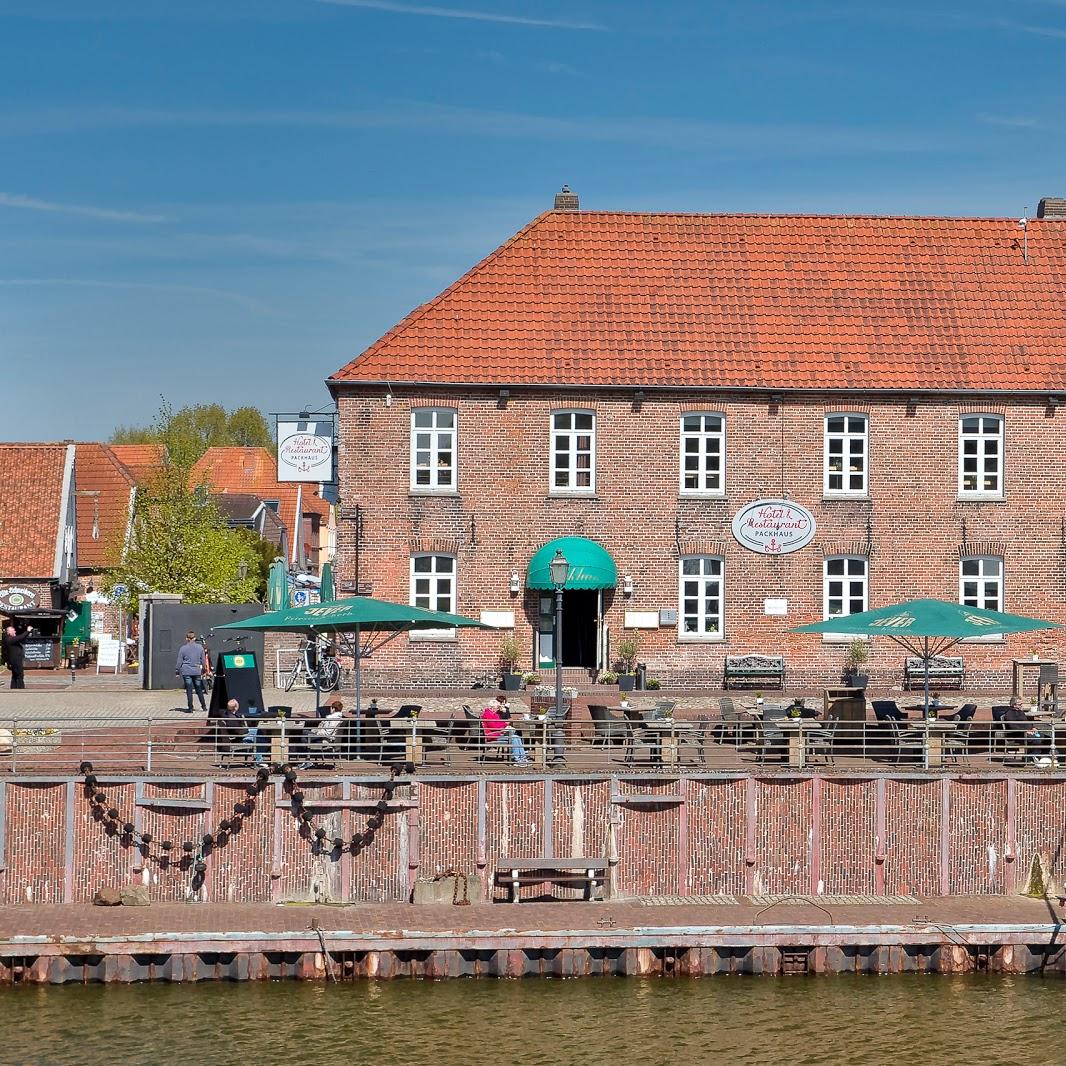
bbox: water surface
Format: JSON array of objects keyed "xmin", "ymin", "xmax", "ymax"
[{"xmin": 1, "ymin": 975, "xmax": 1060, "ymax": 1066}]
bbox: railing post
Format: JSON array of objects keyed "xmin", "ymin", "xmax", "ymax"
[{"xmin": 146, "ymin": 720, "xmax": 153, "ymax": 773}]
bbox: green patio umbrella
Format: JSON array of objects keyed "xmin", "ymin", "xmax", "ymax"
[
  {"xmin": 319, "ymin": 562, "xmax": 335, "ymax": 604},
  {"xmin": 266, "ymin": 559, "xmax": 289, "ymax": 612},
  {"xmin": 791, "ymin": 598, "xmax": 1059, "ymax": 712},
  {"xmin": 217, "ymin": 596, "xmax": 487, "ymax": 717}
]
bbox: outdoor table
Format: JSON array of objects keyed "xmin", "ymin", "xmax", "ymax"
[
  {"xmin": 255, "ymin": 717, "xmax": 306, "ymax": 763},
  {"xmin": 905, "ymin": 704, "xmax": 956, "ymax": 715},
  {"xmin": 909, "ymin": 719, "xmax": 958, "ymax": 769},
  {"xmin": 515, "ymin": 717, "xmax": 551, "ymax": 768},
  {"xmin": 776, "ymin": 718, "xmax": 826, "ymax": 769},
  {"xmin": 638, "ymin": 718, "xmax": 695, "ymax": 765},
  {"xmin": 386, "ymin": 718, "xmax": 442, "ymax": 766}
]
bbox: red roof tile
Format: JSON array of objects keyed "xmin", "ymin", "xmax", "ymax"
[
  {"xmin": 190, "ymin": 447, "xmax": 329, "ymax": 561},
  {"xmin": 330, "ymin": 211, "xmax": 1066, "ymax": 392},
  {"xmin": 73, "ymin": 444, "xmax": 137, "ymax": 572},
  {"xmin": 0, "ymin": 444, "xmax": 68, "ymax": 579},
  {"xmin": 108, "ymin": 444, "xmax": 166, "ymax": 485}
]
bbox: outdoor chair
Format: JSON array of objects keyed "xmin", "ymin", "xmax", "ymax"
[
  {"xmin": 886, "ymin": 720, "xmax": 924, "ymax": 764},
  {"xmin": 755, "ymin": 719, "xmax": 788, "ymax": 763},
  {"xmin": 475, "ymin": 718, "xmax": 512, "ymax": 764},
  {"xmin": 394, "ymin": 704, "xmax": 422, "ymax": 719},
  {"xmin": 423, "ymin": 718, "xmax": 456, "ymax": 765},
  {"xmin": 872, "ymin": 700, "xmax": 907, "ymax": 721},
  {"xmin": 589, "ymin": 704, "xmax": 629, "ymax": 749},
  {"xmin": 805, "ymin": 718, "xmax": 838, "ymax": 765},
  {"xmin": 715, "ymin": 697, "xmax": 750, "ymax": 746},
  {"xmin": 654, "ymin": 699, "xmax": 677, "ymax": 718},
  {"xmin": 622, "ymin": 720, "xmax": 660, "ymax": 766},
  {"xmin": 943, "ymin": 721, "xmax": 975, "ymax": 763},
  {"xmin": 676, "ymin": 714, "xmax": 712, "ymax": 765}
]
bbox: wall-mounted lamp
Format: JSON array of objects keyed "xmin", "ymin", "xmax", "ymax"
[
  {"xmin": 498, "ymin": 388, "xmax": 510, "ymax": 409},
  {"xmin": 384, "ymin": 383, "xmax": 393, "ymax": 407},
  {"xmin": 509, "ymin": 569, "xmax": 521, "ymax": 595},
  {"xmin": 769, "ymin": 393, "xmax": 784, "ymax": 407},
  {"xmin": 622, "ymin": 574, "xmax": 634, "ymax": 597},
  {"xmin": 905, "ymin": 396, "xmax": 919, "ymax": 408},
  {"xmin": 633, "ymin": 389, "xmax": 645, "ymax": 411}
]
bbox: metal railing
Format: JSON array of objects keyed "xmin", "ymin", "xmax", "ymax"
[{"xmin": 1, "ymin": 713, "xmax": 1064, "ymax": 775}]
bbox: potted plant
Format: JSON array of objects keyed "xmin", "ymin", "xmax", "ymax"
[
  {"xmin": 616, "ymin": 637, "xmax": 640, "ymax": 692},
  {"xmin": 522, "ymin": 671, "xmax": 542, "ymax": 687},
  {"xmin": 844, "ymin": 639, "xmax": 870, "ymax": 690},
  {"xmin": 499, "ymin": 636, "xmax": 523, "ymax": 691}
]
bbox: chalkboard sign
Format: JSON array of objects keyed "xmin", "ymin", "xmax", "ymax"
[
  {"xmin": 23, "ymin": 638, "xmax": 55, "ymax": 665},
  {"xmin": 208, "ymin": 649, "xmax": 264, "ymax": 717}
]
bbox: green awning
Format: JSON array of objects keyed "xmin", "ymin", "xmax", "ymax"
[
  {"xmin": 526, "ymin": 537, "xmax": 617, "ymax": 590},
  {"xmin": 790, "ymin": 598, "xmax": 1058, "ymax": 641}
]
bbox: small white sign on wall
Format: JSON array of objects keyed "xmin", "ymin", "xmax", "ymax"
[
  {"xmin": 764, "ymin": 598, "xmax": 788, "ymax": 617},
  {"xmin": 480, "ymin": 610, "xmax": 515, "ymax": 629},
  {"xmin": 624, "ymin": 610, "xmax": 660, "ymax": 629}
]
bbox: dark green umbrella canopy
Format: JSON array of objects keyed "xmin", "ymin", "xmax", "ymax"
[
  {"xmin": 216, "ymin": 596, "xmax": 486, "ymax": 635},
  {"xmin": 319, "ymin": 562, "xmax": 335, "ymax": 604},
  {"xmin": 790, "ymin": 598, "xmax": 1058, "ymax": 646}
]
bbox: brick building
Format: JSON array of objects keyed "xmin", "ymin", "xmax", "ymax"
[{"xmin": 327, "ymin": 191, "xmax": 1066, "ymax": 690}]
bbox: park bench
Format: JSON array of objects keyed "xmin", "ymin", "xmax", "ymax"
[
  {"xmin": 494, "ymin": 857, "xmax": 608, "ymax": 902},
  {"xmin": 903, "ymin": 655, "xmax": 965, "ymax": 689},
  {"xmin": 723, "ymin": 654, "xmax": 786, "ymax": 689}
]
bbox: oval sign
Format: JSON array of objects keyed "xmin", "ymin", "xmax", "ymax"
[
  {"xmin": 731, "ymin": 499, "xmax": 817, "ymax": 555},
  {"xmin": 278, "ymin": 433, "xmax": 332, "ymax": 476}
]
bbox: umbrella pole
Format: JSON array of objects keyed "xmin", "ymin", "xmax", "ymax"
[
  {"xmin": 354, "ymin": 623, "xmax": 362, "ymax": 751},
  {"xmin": 924, "ymin": 635, "xmax": 931, "ymax": 717}
]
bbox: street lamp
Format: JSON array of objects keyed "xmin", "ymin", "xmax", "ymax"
[{"xmin": 549, "ymin": 549, "xmax": 570, "ymax": 725}]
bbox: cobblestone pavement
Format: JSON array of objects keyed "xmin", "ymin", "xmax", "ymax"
[{"xmin": 0, "ymin": 895, "xmax": 1057, "ymax": 940}]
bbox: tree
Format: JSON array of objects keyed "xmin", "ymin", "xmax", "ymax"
[
  {"xmin": 103, "ymin": 462, "xmax": 261, "ymax": 612},
  {"xmin": 111, "ymin": 401, "xmax": 274, "ymax": 466}
]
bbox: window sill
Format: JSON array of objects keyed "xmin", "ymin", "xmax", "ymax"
[
  {"xmin": 960, "ymin": 635, "xmax": 1006, "ymax": 644},
  {"xmin": 822, "ymin": 494, "xmax": 870, "ymax": 502},
  {"xmin": 956, "ymin": 494, "xmax": 1005, "ymax": 503},
  {"xmin": 409, "ymin": 631, "xmax": 457, "ymax": 643},
  {"xmin": 822, "ymin": 633, "xmax": 869, "ymax": 644},
  {"xmin": 547, "ymin": 492, "xmax": 599, "ymax": 500},
  {"xmin": 678, "ymin": 492, "xmax": 727, "ymax": 501},
  {"xmin": 678, "ymin": 634, "xmax": 725, "ymax": 643},
  {"xmin": 409, "ymin": 489, "xmax": 460, "ymax": 498}
]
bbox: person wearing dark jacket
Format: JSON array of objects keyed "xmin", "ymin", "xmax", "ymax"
[
  {"xmin": 175, "ymin": 631, "xmax": 209, "ymax": 713},
  {"xmin": 2, "ymin": 624, "xmax": 30, "ymax": 689}
]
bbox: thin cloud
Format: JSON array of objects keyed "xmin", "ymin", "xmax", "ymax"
[
  {"xmin": 0, "ymin": 278, "xmax": 269, "ymax": 312},
  {"xmin": 976, "ymin": 113, "xmax": 1045, "ymax": 129},
  {"xmin": 314, "ymin": 0, "xmax": 606, "ymax": 31},
  {"xmin": 0, "ymin": 191, "xmax": 169, "ymax": 223}
]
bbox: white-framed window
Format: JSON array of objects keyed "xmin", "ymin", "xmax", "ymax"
[
  {"xmin": 823, "ymin": 556, "xmax": 868, "ymax": 639},
  {"xmin": 551, "ymin": 410, "xmax": 595, "ymax": 493},
  {"xmin": 409, "ymin": 554, "xmax": 456, "ymax": 639},
  {"xmin": 410, "ymin": 407, "xmax": 456, "ymax": 491},
  {"xmin": 678, "ymin": 556, "xmax": 724, "ymax": 640},
  {"xmin": 958, "ymin": 415, "xmax": 1003, "ymax": 497},
  {"xmin": 680, "ymin": 413, "xmax": 726, "ymax": 495},
  {"xmin": 960, "ymin": 556, "xmax": 1002, "ymax": 612},
  {"xmin": 824, "ymin": 414, "xmax": 868, "ymax": 496}
]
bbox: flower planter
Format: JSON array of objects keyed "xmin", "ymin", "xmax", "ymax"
[
  {"xmin": 501, "ymin": 672, "xmax": 523, "ymax": 692},
  {"xmin": 617, "ymin": 674, "xmax": 637, "ymax": 692}
]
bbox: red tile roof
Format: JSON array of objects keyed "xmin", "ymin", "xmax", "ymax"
[
  {"xmin": 190, "ymin": 447, "xmax": 329, "ymax": 561},
  {"xmin": 330, "ymin": 211, "xmax": 1066, "ymax": 392},
  {"xmin": 0, "ymin": 444, "xmax": 68, "ymax": 579},
  {"xmin": 108, "ymin": 444, "xmax": 166, "ymax": 485},
  {"xmin": 73, "ymin": 444, "xmax": 137, "ymax": 571}
]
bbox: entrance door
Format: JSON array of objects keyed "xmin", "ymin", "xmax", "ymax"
[{"xmin": 537, "ymin": 590, "xmax": 599, "ymax": 669}]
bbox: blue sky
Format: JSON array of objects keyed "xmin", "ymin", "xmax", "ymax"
[{"xmin": 3, "ymin": 0, "xmax": 1065, "ymax": 441}]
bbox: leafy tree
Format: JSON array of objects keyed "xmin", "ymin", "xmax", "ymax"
[
  {"xmin": 236, "ymin": 528, "xmax": 283, "ymax": 602},
  {"xmin": 111, "ymin": 401, "xmax": 274, "ymax": 466},
  {"xmin": 103, "ymin": 461, "xmax": 261, "ymax": 611}
]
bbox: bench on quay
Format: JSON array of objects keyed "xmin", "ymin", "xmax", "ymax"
[
  {"xmin": 724, "ymin": 654, "xmax": 786, "ymax": 689},
  {"xmin": 903, "ymin": 655, "xmax": 965, "ymax": 689},
  {"xmin": 494, "ymin": 858, "xmax": 608, "ymax": 902}
]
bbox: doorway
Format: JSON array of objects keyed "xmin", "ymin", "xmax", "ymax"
[{"xmin": 537, "ymin": 589, "xmax": 600, "ymax": 670}]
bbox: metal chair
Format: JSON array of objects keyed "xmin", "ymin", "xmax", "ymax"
[
  {"xmin": 886, "ymin": 720, "xmax": 924, "ymax": 764},
  {"xmin": 589, "ymin": 704, "xmax": 629, "ymax": 749},
  {"xmin": 755, "ymin": 719, "xmax": 788, "ymax": 763},
  {"xmin": 805, "ymin": 718, "xmax": 838, "ymax": 765}
]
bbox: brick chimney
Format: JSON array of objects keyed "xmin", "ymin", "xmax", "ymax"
[
  {"xmin": 1037, "ymin": 197, "xmax": 1066, "ymax": 218},
  {"xmin": 553, "ymin": 185, "xmax": 580, "ymax": 211}
]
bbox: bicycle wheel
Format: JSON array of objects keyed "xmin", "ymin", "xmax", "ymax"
[
  {"xmin": 284, "ymin": 664, "xmax": 300, "ymax": 692},
  {"xmin": 319, "ymin": 659, "xmax": 340, "ymax": 691}
]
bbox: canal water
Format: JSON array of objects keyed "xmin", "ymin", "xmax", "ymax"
[{"xmin": 0, "ymin": 975, "xmax": 1061, "ymax": 1065}]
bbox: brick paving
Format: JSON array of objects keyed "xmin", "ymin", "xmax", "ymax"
[{"xmin": 0, "ymin": 895, "xmax": 1057, "ymax": 941}]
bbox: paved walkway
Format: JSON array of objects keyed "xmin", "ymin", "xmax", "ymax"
[{"xmin": 0, "ymin": 895, "xmax": 1058, "ymax": 940}]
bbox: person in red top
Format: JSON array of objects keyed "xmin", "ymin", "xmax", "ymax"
[{"xmin": 481, "ymin": 696, "xmax": 529, "ymax": 765}]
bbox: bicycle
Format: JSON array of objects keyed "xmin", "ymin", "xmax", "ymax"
[{"xmin": 284, "ymin": 636, "xmax": 341, "ymax": 692}]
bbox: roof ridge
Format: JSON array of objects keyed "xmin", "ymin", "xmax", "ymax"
[
  {"xmin": 329, "ymin": 210, "xmax": 555, "ymax": 382},
  {"xmin": 511, "ymin": 210, "xmax": 1060, "ymax": 223}
]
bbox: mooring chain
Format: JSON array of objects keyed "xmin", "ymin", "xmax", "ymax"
[{"xmin": 443, "ymin": 867, "xmax": 471, "ymax": 906}]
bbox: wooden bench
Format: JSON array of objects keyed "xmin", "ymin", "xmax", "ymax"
[
  {"xmin": 724, "ymin": 654, "xmax": 786, "ymax": 689},
  {"xmin": 903, "ymin": 655, "xmax": 965, "ymax": 689},
  {"xmin": 494, "ymin": 857, "xmax": 608, "ymax": 902}
]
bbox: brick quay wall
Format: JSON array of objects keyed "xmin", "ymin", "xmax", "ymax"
[{"xmin": 1, "ymin": 773, "xmax": 1063, "ymax": 905}]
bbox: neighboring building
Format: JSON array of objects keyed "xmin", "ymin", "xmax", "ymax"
[
  {"xmin": 212, "ymin": 492, "xmax": 289, "ymax": 557},
  {"xmin": 0, "ymin": 443, "xmax": 77, "ymax": 668},
  {"xmin": 108, "ymin": 443, "xmax": 166, "ymax": 486},
  {"xmin": 191, "ymin": 447, "xmax": 333, "ymax": 573},
  {"xmin": 327, "ymin": 190, "xmax": 1066, "ymax": 689}
]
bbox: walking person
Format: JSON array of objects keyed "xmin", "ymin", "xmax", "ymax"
[
  {"xmin": 175, "ymin": 631, "xmax": 209, "ymax": 713},
  {"xmin": 2, "ymin": 623, "xmax": 30, "ymax": 689}
]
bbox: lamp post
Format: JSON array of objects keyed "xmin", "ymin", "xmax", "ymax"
[{"xmin": 549, "ymin": 549, "xmax": 570, "ymax": 723}]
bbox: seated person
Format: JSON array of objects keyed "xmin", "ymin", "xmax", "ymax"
[
  {"xmin": 299, "ymin": 699, "xmax": 351, "ymax": 765},
  {"xmin": 1002, "ymin": 697, "xmax": 1049, "ymax": 763},
  {"xmin": 481, "ymin": 697, "xmax": 529, "ymax": 765}
]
